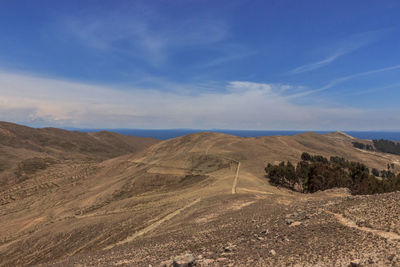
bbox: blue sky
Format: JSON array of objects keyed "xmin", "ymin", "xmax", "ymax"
[{"xmin": 0, "ymin": 0, "xmax": 400, "ymax": 130}]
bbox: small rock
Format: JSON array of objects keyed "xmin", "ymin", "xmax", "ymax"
[
  {"xmin": 223, "ymin": 244, "xmax": 236, "ymax": 252},
  {"xmin": 285, "ymin": 218, "xmax": 295, "ymax": 225},
  {"xmin": 270, "ymin": 249, "xmax": 276, "ymax": 256},
  {"xmin": 349, "ymin": 259, "xmax": 361, "ymax": 267},
  {"xmin": 220, "ymin": 252, "xmax": 231, "ymax": 257},
  {"xmin": 173, "ymin": 254, "xmax": 195, "ymax": 267},
  {"xmin": 356, "ymin": 219, "xmax": 366, "ymax": 227},
  {"xmin": 289, "ymin": 221, "xmax": 302, "ymax": 227}
]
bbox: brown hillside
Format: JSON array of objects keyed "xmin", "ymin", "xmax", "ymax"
[
  {"xmin": 0, "ymin": 122, "xmax": 159, "ymax": 186},
  {"xmin": 0, "ymin": 127, "xmax": 399, "ymax": 266}
]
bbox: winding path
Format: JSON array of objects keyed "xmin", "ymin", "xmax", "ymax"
[
  {"xmin": 326, "ymin": 211, "xmax": 400, "ymax": 241},
  {"xmin": 231, "ymin": 161, "xmax": 240, "ymax": 194},
  {"xmin": 103, "ymin": 198, "xmax": 202, "ymax": 250}
]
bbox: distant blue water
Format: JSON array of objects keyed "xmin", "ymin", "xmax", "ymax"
[{"xmin": 80, "ymin": 128, "xmax": 400, "ymax": 141}]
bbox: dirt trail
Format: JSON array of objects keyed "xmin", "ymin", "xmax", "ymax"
[
  {"xmin": 326, "ymin": 211, "xmax": 400, "ymax": 241},
  {"xmin": 239, "ymin": 188, "xmax": 273, "ymax": 195},
  {"xmin": 231, "ymin": 161, "xmax": 240, "ymax": 194},
  {"xmin": 103, "ymin": 198, "xmax": 202, "ymax": 250}
]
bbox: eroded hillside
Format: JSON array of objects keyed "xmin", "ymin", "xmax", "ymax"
[
  {"xmin": 0, "ymin": 122, "xmax": 159, "ymax": 186},
  {"xmin": 0, "ymin": 126, "xmax": 399, "ymax": 266}
]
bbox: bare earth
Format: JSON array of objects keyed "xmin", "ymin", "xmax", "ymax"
[{"xmin": 0, "ymin": 123, "xmax": 399, "ymax": 266}]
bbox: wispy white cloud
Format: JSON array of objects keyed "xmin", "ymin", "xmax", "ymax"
[
  {"xmin": 61, "ymin": 8, "xmax": 229, "ymax": 67},
  {"xmin": 290, "ymin": 64, "xmax": 400, "ymax": 98},
  {"xmin": 1, "ymin": 71, "xmax": 398, "ymax": 130},
  {"xmin": 195, "ymin": 51, "xmax": 254, "ymax": 69},
  {"xmin": 289, "ymin": 30, "xmax": 390, "ymax": 74},
  {"xmin": 289, "ymin": 53, "xmax": 343, "ymax": 74}
]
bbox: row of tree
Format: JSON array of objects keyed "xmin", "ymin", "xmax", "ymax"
[
  {"xmin": 352, "ymin": 139, "xmax": 400, "ymax": 156},
  {"xmin": 373, "ymin": 139, "xmax": 400, "ymax": 155},
  {"xmin": 352, "ymin": 142, "xmax": 374, "ymax": 151},
  {"xmin": 265, "ymin": 152, "xmax": 400, "ymax": 195}
]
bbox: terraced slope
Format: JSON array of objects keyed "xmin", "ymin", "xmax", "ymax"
[
  {"xmin": 0, "ymin": 126, "xmax": 399, "ymax": 266},
  {"xmin": 0, "ymin": 121, "xmax": 159, "ymax": 186}
]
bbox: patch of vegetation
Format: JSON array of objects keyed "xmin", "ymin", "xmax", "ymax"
[
  {"xmin": 14, "ymin": 157, "xmax": 56, "ymax": 179},
  {"xmin": 352, "ymin": 141, "xmax": 374, "ymax": 151},
  {"xmin": 265, "ymin": 152, "xmax": 400, "ymax": 195},
  {"xmin": 373, "ymin": 139, "xmax": 400, "ymax": 155}
]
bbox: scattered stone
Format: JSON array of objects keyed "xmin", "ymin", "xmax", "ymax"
[
  {"xmin": 349, "ymin": 259, "xmax": 361, "ymax": 267},
  {"xmin": 172, "ymin": 254, "xmax": 195, "ymax": 267},
  {"xmin": 223, "ymin": 244, "xmax": 236, "ymax": 252},
  {"xmin": 270, "ymin": 249, "xmax": 276, "ymax": 256},
  {"xmin": 285, "ymin": 218, "xmax": 295, "ymax": 225},
  {"xmin": 356, "ymin": 219, "xmax": 366, "ymax": 227},
  {"xmin": 388, "ymin": 254, "xmax": 395, "ymax": 261},
  {"xmin": 220, "ymin": 252, "xmax": 232, "ymax": 257},
  {"xmin": 289, "ymin": 221, "xmax": 302, "ymax": 227}
]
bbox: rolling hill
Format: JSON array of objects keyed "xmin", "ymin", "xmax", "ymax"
[
  {"xmin": 0, "ymin": 123, "xmax": 399, "ymax": 266},
  {"xmin": 0, "ymin": 121, "xmax": 159, "ymax": 186}
]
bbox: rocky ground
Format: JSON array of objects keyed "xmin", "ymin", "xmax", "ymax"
[
  {"xmin": 329, "ymin": 192, "xmax": 400, "ymax": 235},
  {"xmin": 47, "ymin": 190, "xmax": 400, "ymax": 267}
]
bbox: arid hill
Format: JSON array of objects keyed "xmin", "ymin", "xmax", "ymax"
[
  {"xmin": 0, "ymin": 124, "xmax": 399, "ymax": 266},
  {"xmin": 0, "ymin": 121, "xmax": 159, "ymax": 186}
]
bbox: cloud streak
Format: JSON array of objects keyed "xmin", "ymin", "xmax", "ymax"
[
  {"xmin": 290, "ymin": 64, "xmax": 400, "ymax": 98},
  {"xmin": 289, "ymin": 30, "xmax": 389, "ymax": 74},
  {"xmin": 289, "ymin": 53, "xmax": 343, "ymax": 74}
]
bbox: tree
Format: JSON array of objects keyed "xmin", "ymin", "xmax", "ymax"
[
  {"xmin": 265, "ymin": 152, "xmax": 400, "ymax": 195},
  {"xmin": 372, "ymin": 168, "xmax": 380, "ymax": 177},
  {"xmin": 301, "ymin": 152, "xmax": 312, "ymax": 161}
]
